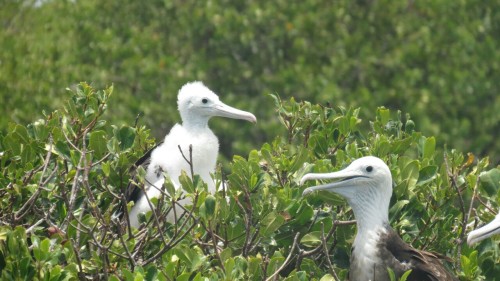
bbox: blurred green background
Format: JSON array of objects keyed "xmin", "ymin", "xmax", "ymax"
[{"xmin": 1, "ymin": 0, "xmax": 499, "ymax": 163}]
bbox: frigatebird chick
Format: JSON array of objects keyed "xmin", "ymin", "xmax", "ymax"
[
  {"xmin": 301, "ymin": 156, "xmax": 457, "ymax": 281},
  {"xmin": 125, "ymin": 81, "xmax": 256, "ymax": 228},
  {"xmin": 468, "ymin": 212, "xmax": 500, "ymax": 245}
]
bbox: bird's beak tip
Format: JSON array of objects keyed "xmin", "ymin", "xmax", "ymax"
[{"xmin": 302, "ymin": 188, "xmax": 313, "ymax": 197}]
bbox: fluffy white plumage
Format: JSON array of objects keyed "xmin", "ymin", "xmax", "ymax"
[{"xmin": 128, "ymin": 81, "xmax": 256, "ymax": 228}]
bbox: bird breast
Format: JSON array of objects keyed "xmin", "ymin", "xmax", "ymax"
[
  {"xmin": 349, "ymin": 227, "xmax": 386, "ymax": 281},
  {"xmin": 149, "ymin": 124, "xmax": 219, "ymax": 192}
]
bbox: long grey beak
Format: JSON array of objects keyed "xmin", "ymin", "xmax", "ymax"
[
  {"xmin": 467, "ymin": 213, "xmax": 500, "ymax": 246},
  {"xmin": 212, "ymin": 101, "xmax": 257, "ymax": 123},
  {"xmin": 300, "ymin": 169, "xmax": 366, "ymax": 196}
]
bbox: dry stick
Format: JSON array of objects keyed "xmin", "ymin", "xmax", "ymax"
[
  {"xmin": 142, "ymin": 217, "xmax": 199, "ymax": 265},
  {"xmin": 70, "ymin": 238, "xmax": 86, "ymax": 280},
  {"xmin": 315, "ymin": 218, "xmax": 355, "ymax": 266},
  {"xmin": 298, "ymin": 219, "xmax": 356, "ymax": 271},
  {"xmin": 247, "ymin": 230, "xmax": 262, "ymax": 254},
  {"xmin": 178, "ymin": 144, "xmax": 194, "ymax": 179},
  {"xmin": 14, "ymin": 135, "xmax": 54, "ymax": 221},
  {"xmin": 412, "ymin": 198, "xmax": 434, "ymax": 245},
  {"xmin": 220, "ymin": 169, "xmax": 230, "ymax": 247},
  {"xmin": 265, "ymin": 232, "xmax": 301, "ymax": 281},
  {"xmin": 140, "ymin": 183, "xmax": 169, "ymax": 248},
  {"xmin": 91, "ymin": 152, "xmax": 112, "ymax": 168},
  {"xmin": 138, "ymin": 192, "xmax": 199, "ymax": 264},
  {"xmin": 17, "ymin": 166, "xmax": 59, "ymax": 223},
  {"xmin": 206, "ymin": 220, "xmax": 226, "ymax": 272},
  {"xmin": 320, "ymin": 223, "xmax": 340, "ymax": 281},
  {"xmin": 63, "ymin": 130, "xmax": 86, "ymax": 231},
  {"xmin": 235, "ymin": 196, "xmax": 253, "ymax": 257},
  {"xmin": 443, "ymin": 152, "xmax": 466, "ymax": 268},
  {"xmin": 80, "ymin": 131, "xmax": 106, "ymax": 227},
  {"xmin": 25, "ymin": 203, "xmax": 58, "ymax": 234},
  {"xmin": 466, "ymin": 176, "xmax": 481, "ymax": 232},
  {"xmin": 476, "ymin": 196, "xmax": 497, "ymax": 214},
  {"xmin": 115, "ymin": 222, "xmax": 137, "ymax": 267},
  {"xmin": 26, "ymin": 218, "xmax": 45, "ymax": 234}
]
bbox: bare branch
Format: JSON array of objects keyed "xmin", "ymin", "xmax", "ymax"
[
  {"xmin": 265, "ymin": 232, "xmax": 300, "ymax": 281},
  {"xmin": 14, "ymin": 135, "xmax": 54, "ymax": 222},
  {"xmin": 320, "ymin": 223, "xmax": 340, "ymax": 281},
  {"xmin": 443, "ymin": 152, "xmax": 466, "ymax": 268}
]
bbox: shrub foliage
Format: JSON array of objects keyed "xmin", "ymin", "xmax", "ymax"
[
  {"xmin": 1, "ymin": 0, "xmax": 499, "ymax": 162},
  {"xmin": 1, "ymin": 84, "xmax": 499, "ymax": 280}
]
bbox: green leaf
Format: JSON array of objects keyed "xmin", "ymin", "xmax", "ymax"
[
  {"xmin": 178, "ymin": 170, "xmax": 194, "ymax": 193},
  {"xmin": 300, "ymin": 231, "xmax": 321, "ymax": 247},
  {"xmin": 89, "ymin": 130, "xmax": 108, "ymax": 158},
  {"xmin": 417, "ymin": 165, "xmax": 438, "ymax": 186},
  {"xmin": 422, "ymin": 137, "xmax": 436, "ymax": 160},
  {"xmin": 480, "ymin": 168, "xmax": 500, "ymax": 196},
  {"xmin": 389, "ymin": 200, "xmax": 409, "ymax": 223},
  {"xmin": 102, "ymin": 161, "xmax": 111, "ymax": 177},
  {"xmin": 387, "ymin": 267, "xmax": 396, "ymax": 281},
  {"xmin": 399, "ymin": 269, "xmax": 412, "ymax": 281},
  {"xmin": 204, "ymin": 195, "xmax": 216, "ymax": 219},
  {"xmin": 402, "ymin": 160, "xmax": 419, "ymax": 191},
  {"xmin": 319, "ymin": 274, "xmax": 336, "ymax": 281},
  {"xmin": 54, "ymin": 141, "xmax": 71, "ymax": 160},
  {"xmin": 49, "ymin": 265, "xmax": 62, "ymax": 281},
  {"xmin": 377, "ymin": 107, "xmax": 391, "ymax": 125},
  {"xmin": 261, "ymin": 212, "xmax": 285, "ymax": 236},
  {"xmin": 116, "ymin": 126, "xmax": 136, "ymax": 151},
  {"xmin": 108, "ymin": 275, "xmax": 121, "ymax": 281}
]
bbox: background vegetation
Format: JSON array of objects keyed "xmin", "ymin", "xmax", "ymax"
[
  {"xmin": 1, "ymin": 0, "xmax": 499, "ymax": 280},
  {"xmin": 1, "ymin": 0, "xmax": 499, "ymax": 163}
]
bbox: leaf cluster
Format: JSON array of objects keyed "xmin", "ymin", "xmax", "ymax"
[{"xmin": 1, "ymin": 85, "xmax": 499, "ymax": 280}]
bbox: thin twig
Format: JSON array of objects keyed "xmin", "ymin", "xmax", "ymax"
[
  {"xmin": 320, "ymin": 223, "xmax": 340, "ymax": 281},
  {"xmin": 443, "ymin": 152, "xmax": 466, "ymax": 268},
  {"xmin": 178, "ymin": 144, "xmax": 194, "ymax": 178},
  {"xmin": 14, "ymin": 135, "xmax": 54, "ymax": 221},
  {"xmin": 265, "ymin": 232, "xmax": 301, "ymax": 281}
]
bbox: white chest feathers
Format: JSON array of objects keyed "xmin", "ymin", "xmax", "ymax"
[
  {"xmin": 148, "ymin": 124, "xmax": 219, "ymax": 192},
  {"xmin": 349, "ymin": 227, "xmax": 386, "ymax": 281}
]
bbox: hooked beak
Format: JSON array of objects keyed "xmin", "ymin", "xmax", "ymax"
[
  {"xmin": 300, "ymin": 169, "xmax": 368, "ymax": 196},
  {"xmin": 212, "ymin": 101, "xmax": 257, "ymax": 123},
  {"xmin": 467, "ymin": 214, "xmax": 500, "ymax": 246}
]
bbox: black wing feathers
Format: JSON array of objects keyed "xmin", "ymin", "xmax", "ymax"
[{"xmin": 382, "ymin": 227, "xmax": 458, "ymax": 281}]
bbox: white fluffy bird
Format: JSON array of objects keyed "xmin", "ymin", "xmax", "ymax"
[{"xmin": 125, "ymin": 81, "xmax": 256, "ymax": 228}]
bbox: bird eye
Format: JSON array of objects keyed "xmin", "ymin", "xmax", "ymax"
[
  {"xmin": 366, "ymin": 166, "xmax": 373, "ymax": 172},
  {"xmin": 202, "ymin": 98, "xmax": 208, "ymax": 104}
]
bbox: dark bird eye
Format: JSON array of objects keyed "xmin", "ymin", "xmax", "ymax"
[
  {"xmin": 202, "ymin": 98, "xmax": 208, "ymax": 104},
  {"xmin": 366, "ymin": 166, "xmax": 373, "ymax": 172}
]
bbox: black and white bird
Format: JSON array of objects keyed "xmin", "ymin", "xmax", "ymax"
[
  {"xmin": 467, "ymin": 212, "xmax": 500, "ymax": 245},
  {"xmin": 301, "ymin": 156, "xmax": 457, "ymax": 281},
  {"xmin": 125, "ymin": 81, "xmax": 256, "ymax": 228}
]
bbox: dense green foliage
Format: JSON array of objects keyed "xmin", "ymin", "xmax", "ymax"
[
  {"xmin": 1, "ymin": 0, "xmax": 499, "ymax": 163},
  {"xmin": 1, "ymin": 84, "xmax": 499, "ymax": 280}
]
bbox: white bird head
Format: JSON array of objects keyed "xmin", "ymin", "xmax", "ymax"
[
  {"xmin": 301, "ymin": 156, "xmax": 393, "ymax": 227},
  {"xmin": 467, "ymin": 213, "xmax": 500, "ymax": 246},
  {"xmin": 177, "ymin": 81, "xmax": 257, "ymax": 128}
]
